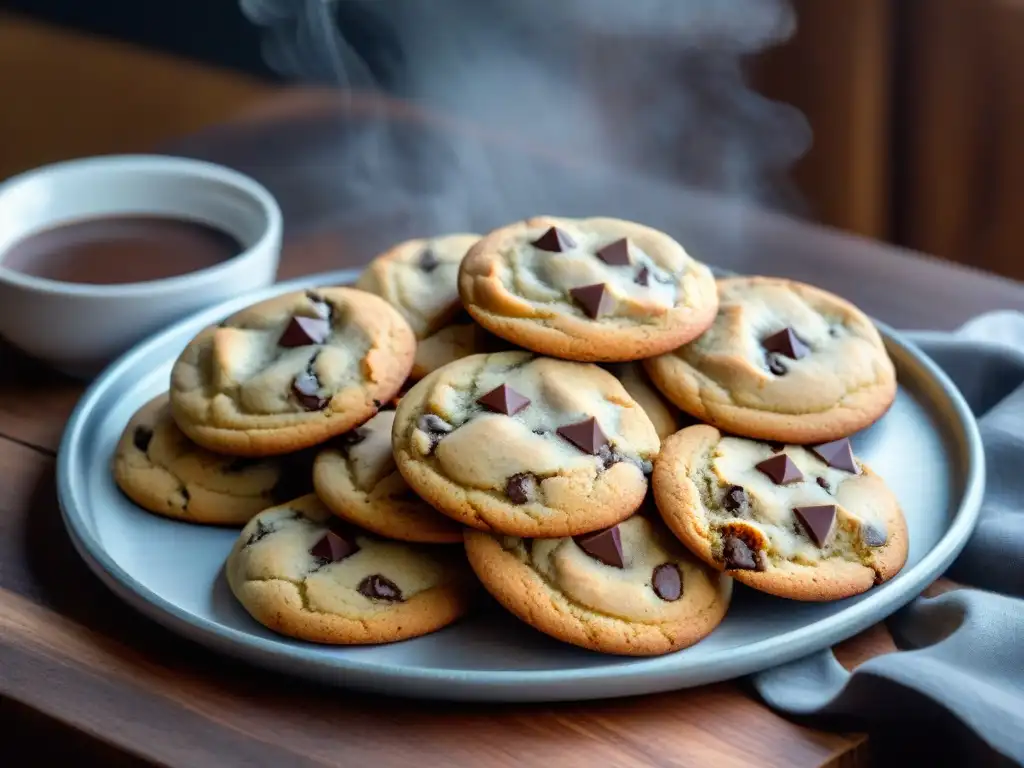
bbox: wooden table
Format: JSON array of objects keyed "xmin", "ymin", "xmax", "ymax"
[{"xmin": 3, "ymin": 58, "xmax": 1024, "ymax": 768}]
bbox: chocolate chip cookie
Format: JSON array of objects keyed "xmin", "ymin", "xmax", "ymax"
[
  {"xmin": 652, "ymin": 425, "xmax": 908, "ymax": 601},
  {"xmin": 458, "ymin": 216, "xmax": 718, "ymax": 362},
  {"xmin": 392, "ymin": 351, "xmax": 661, "ymax": 538},
  {"xmin": 170, "ymin": 287, "xmax": 415, "ymax": 456},
  {"xmin": 356, "ymin": 233, "xmax": 480, "ymax": 339},
  {"xmin": 113, "ymin": 394, "xmax": 310, "ymax": 525},
  {"xmin": 226, "ymin": 494, "xmax": 475, "ymax": 644},
  {"xmin": 314, "ymin": 409, "xmax": 465, "ymax": 543},
  {"xmin": 465, "ymin": 513, "xmax": 731, "ymax": 656},
  {"xmin": 604, "ymin": 362, "xmax": 683, "ymax": 441},
  {"xmin": 410, "ymin": 316, "xmax": 507, "ymax": 380},
  {"xmin": 644, "ymin": 276, "xmax": 897, "ymax": 444}
]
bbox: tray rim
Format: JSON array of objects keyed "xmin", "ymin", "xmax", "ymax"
[{"xmin": 56, "ymin": 270, "xmax": 986, "ymax": 702}]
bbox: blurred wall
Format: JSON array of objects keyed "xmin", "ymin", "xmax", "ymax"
[{"xmin": 4, "ymin": 1, "xmax": 1024, "ymax": 280}]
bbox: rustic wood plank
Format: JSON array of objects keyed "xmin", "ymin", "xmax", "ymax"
[
  {"xmin": 754, "ymin": 0, "xmax": 893, "ymax": 239},
  {"xmin": 0, "ymin": 429, "xmax": 873, "ymax": 767},
  {"xmin": 0, "ymin": 588, "xmax": 866, "ymax": 768}
]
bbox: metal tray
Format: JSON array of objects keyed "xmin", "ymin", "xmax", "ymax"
[{"xmin": 57, "ymin": 270, "xmax": 985, "ymax": 702}]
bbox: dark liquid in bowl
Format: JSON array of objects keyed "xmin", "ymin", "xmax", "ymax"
[{"xmin": 1, "ymin": 215, "xmax": 243, "ymax": 284}]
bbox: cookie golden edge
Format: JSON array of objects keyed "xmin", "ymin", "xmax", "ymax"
[
  {"xmin": 313, "ymin": 448, "xmax": 466, "ymax": 544},
  {"xmin": 464, "ymin": 530, "xmax": 731, "ymax": 656},
  {"xmin": 356, "ymin": 233, "xmax": 480, "ymax": 339},
  {"xmin": 392, "ymin": 353, "xmax": 653, "ymax": 538},
  {"xmin": 644, "ymin": 277, "xmax": 898, "ymax": 444},
  {"xmin": 652, "ymin": 424, "xmax": 909, "ymax": 602},
  {"xmin": 226, "ymin": 496, "xmax": 474, "ymax": 645},
  {"xmin": 112, "ymin": 394, "xmax": 270, "ymax": 525},
  {"xmin": 458, "ymin": 216, "xmax": 719, "ymax": 363},
  {"xmin": 170, "ymin": 288, "xmax": 416, "ymax": 457}
]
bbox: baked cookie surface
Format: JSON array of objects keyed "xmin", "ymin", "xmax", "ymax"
[
  {"xmin": 356, "ymin": 233, "xmax": 480, "ymax": 339},
  {"xmin": 465, "ymin": 513, "xmax": 731, "ymax": 656},
  {"xmin": 314, "ymin": 409, "xmax": 465, "ymax": 543},
  {"xmin": 170, "ymin": 287, "xmax": 414, "ymax": 456},
  {"xmin": 226, "ymin": 494, "xmax": 474, "ymax": 644},
  {"xmin": 410, "ymin": 317, "xmax": 506, "ymax": 380},
  {"xmin": 644, "ymin": 276, "xmax": 897, "ymax": 444},
  {"xmin": 652, "ymin": 425, "xmax": 908, "ymax": 601},
  {"xmin": 113, "ymin": 394, "xmax": 309, "ymax": 525},
  {"xmin": 458, "ymin": 216, "xmax": 718, "ymax": 362},
  {"xmin": 392, "ymin": 351, "xmax": 660, "ymax": 537},
  {"xmin": 604, "ymin": 362, "xmax": 683, "ymax": 441}
]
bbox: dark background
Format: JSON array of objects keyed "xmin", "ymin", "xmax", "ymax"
[{"xmin": 5, "ymin": 0, "xmax": 274, "ymax": 77}]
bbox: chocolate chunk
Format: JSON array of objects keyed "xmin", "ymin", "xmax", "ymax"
[
  {"xmin": 336, "ymin": 428, "xmax": 367, "ymax": 456},
  {"xmin": 245, "ymin": 520, "xmax": 274, "ymax": 547},
  {"xmin": 569, "ymin": 283, "xmax": 613, "ymax": 319},
  {"xmin": 418, "ymin": 247, "xmax": 439, "ymax": 272},
  {"xmin": 598, "ymin": 444, "xmax": 653, "ymax": 475},
  {"xmin": 816, "ymin": 476, "xmax": 831, "ymax": 493},
  {"xmin": 722, "ymin": 536, "xmax": 760, "ymax": 571},
  {"xmin": 595, "ymin": 238, "xmax": 631, "ymax": 266},
  {"xmin": 180, "ymin": 487, "xmax": 190, "ymax": 506},
  {"xmin": 811, "ymin": 438, "xmax": 859, "ymax": 473},
  {"xmin": 418, "ymin": 414, "xmax": 453, "ymax": 434},
  {"xmin": 597, "ymin": 444, "xmax": 618, "ymax": 469},
  {"xmin": 766, "ymin": 354, "xmax": 788, "ymax": 376},
  {"xmin": 652, "ymin": 563, "xmax": 683, "ymax": 601},
  {"xmin": 531, "ymin": 226, "xmax": 576, "ymax": 252},
  {"xmin": 723, "ymin": 485, "xmax": 748, "ymax": 511},
  {"xmin": 477, "ymin": 384, "xmax": 531, "ymax": 416},
  {"xmin": 635, "ymin": 266, "xmax": 651, "ymax": 287},
  {"xmin": 417, "ymin": 413, "xmax": 453, "ymax": 454},
  {"xmin": 357, "ymin": 574, "xmax": 403, "ymax": 601},
  {"xmin": 506, "ymin": 473, "xmax": 536, "ymax": 504},
  {"xmin": 793, "ymin": 505, "xmax": 837, "ymax": 547},
  {"xmin": 574, "ymin": 526, "xmax": 624, "ymax": 568},
  {"xmin": 310, "ymin": 529, "xmax": 360, "ymax": 563},
  {"xmin": 293, "ymin": 371, "xmax": 328, "ymax": 410},
  {"xmin": 762, "ymin": 328, "xmax": 810, "ymax": 360},
  {"xmin": 861, "ymin": 523, "xmax": 887, "ymax": 548},
  {"xmin": 133, "ymin": 426, "xmax": 153, "ymax": 452},
  {"xmin": 557, "ymin": 416, "xmax": 609, "ymax": 455},
  {"xmin": 769, "ymin": 442, "xmax": 785, "ymax": 453},
  {"xmin": 279, "ymin": 316, "xmax": 331, "ymax": 348},
  {"xmin": 756, "ymin": 454, "xmax": 804, "ymax": 485}
]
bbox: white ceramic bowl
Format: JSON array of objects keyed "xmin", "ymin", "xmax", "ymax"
[{"xmin": 0, "ymin": 154, "xmax": 282, "ymax": 377}]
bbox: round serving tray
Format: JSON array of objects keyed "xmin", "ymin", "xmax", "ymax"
[{"xmin": 57, "ymin": 270, "xmax": 984, "ymax": 702}]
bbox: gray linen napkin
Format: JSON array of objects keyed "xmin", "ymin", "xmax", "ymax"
[{"xmin": 753, "ymin": 313, "xmax": 1024, "ymax": 765}]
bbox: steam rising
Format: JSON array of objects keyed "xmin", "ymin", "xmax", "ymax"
[{"xmin": 239, "ymin": 0, "xmax": 810, "ymax": 235}]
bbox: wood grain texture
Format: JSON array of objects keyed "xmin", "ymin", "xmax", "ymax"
[
  {"xmin": 0, "ymin": 441, "xmax": 877, "ymax": 767},
  {"xmin": 898, "ymin": 0, "xmax": 1024, "ymax": 279},
  {"xmin": 754, "ymin": 0, "xmax": 892, "ymax": 239}
]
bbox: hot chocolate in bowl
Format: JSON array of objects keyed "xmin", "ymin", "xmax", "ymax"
[
  {"xmin": 2, "ymin": 215, "xmax": 244, "ymax": 286},
  {"xmin": 0, "ymin": 155, "xmax": 282, "ymax": 377}
]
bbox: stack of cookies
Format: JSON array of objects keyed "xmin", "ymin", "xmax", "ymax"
[{"xmin": 113, "ymin": 215, "xmax": 908, "ymax": 657}]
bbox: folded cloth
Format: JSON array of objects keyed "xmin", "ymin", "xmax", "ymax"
[{"xmin": 753, "ymin": 313, "xmax": 1024, "ymax": 765}]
